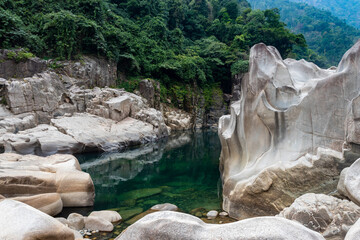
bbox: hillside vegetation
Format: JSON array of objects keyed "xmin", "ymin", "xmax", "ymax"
[
  {"xmin": 291, "ymin": 0, "xmax": 360, "ymax": 29},
  {"xmin": 248, "ymin": 0, "xmax": 360, "ymax": 67},
  {"xmin": 1, "ymin": 0, "xmax": 310, "ymax": 96}
]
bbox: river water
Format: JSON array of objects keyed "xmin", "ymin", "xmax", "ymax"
[{"xmin": 72, "ymin": 130, "xmax": 223, "ymax": 238}]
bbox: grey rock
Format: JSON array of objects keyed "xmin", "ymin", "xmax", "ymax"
[
  {"xmin": 3, "ymin": 124, "xmax": 83, "ymax": 156},
  {"xmin": 84, "ymin": 216, "xmax": 114, "ymax": 232},
  {"xmin": 218, "ymin": 41, "xmax": 360, "ymax": 219},
  {"xmin": 115, "ymin": 211, "xmax": 325, "ymax": 240},
  {"xmin": 58, "ymin": 55, "xmax": 117, "ymax": 88},
  {"xmin": 278, "ymin": 193, "xmax": 360, "ymax": 239},
  {"xmin": 89, "ymin": 210, "xmax": 122, "ymax": 222},
  {"xmin": 337, "ymin": 158, "xmax": 360, "ymax": 206},
  {"xmin": 0, "ymin": 49, "xmax": 47, "ymax": 79},
  {"xmin": 68, "ymin": 213, "xmax": 85, "ymax": 230},
  {"xmin": 0, "ymin": 199, "xmax": 74, "ymax": 240}
]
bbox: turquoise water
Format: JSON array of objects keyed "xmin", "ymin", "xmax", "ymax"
[{"xmin": 74, "ymin": 130, "xmax": 223, "ymax": 237}]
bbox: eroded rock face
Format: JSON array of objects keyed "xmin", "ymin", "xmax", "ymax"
[
  {"xmin": 0, "ymin": 199, "xmax": 75, "ymax": 240},
  {"xmin": 116, "ymin": 211, "xmax": 325, "ymax": 240},
  {"xmin": 278, "ymin": 193, "xmax": 360, "ymax": 239},
  {"xmin": 218, "ymin": 41, "xmax": 360, "ymax": 219},
  {"xmin": 0, "ymin": 49, "xmax": 47, "ymax": 79},
  {"xmin": 0, "ymin": 153, "xmax": 95, "ymax": 207},
  {"xmin": 58, "ymin": 55, "xmax": 117, "ymax": 88}
]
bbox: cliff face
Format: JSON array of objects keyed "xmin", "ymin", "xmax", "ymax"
[{"xmin": 218, "ymin": 40, "xmax": 360, "ymax": 219}]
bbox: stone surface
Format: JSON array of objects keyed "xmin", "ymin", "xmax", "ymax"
[
  {"xmin": 10, "ymin": 193, "xmax": 63, "ymax": 216},
  {"xmin": 3, "ymin": 124, "xmax": 83, "ymax": 156},
  {"xmin": 0, "ymin": 49, "xmax": 48, "ymax": 79},
  {"xmin": 207, "ymin": 210, "xmax": 218, "ymax": 220},
  {"xmin": 57, "ymin": 55, "xmax": 117, "ymax": 88},
  {"xmin": 116, "ymin": 211, "xmax": 325, "ymax": 240},
  {"xmin": 51, "ymin": 113, "xmax": 157, "ymax": 152},
  {"xmin": 219, "ymin": 212, "xmax": 229, "ymax": 217},
  {"xmin": 278, "ymin": 193, "xmax": 360, "ymax": 239},
  {"xmin": 218, "ymin": 41, "xmax": 360, "ymax": 219},
  {"xmin": 151, "ymin": 203, "xmax": 178, "ymax": 211},
  {"xmin": 0, "ymin": 199, "xmax": 75, "ymax": 240},
  {"xmin": 85, "ymin": 216, "xmax": 114, "ymax": 232},
  {"xmin": 345, "ymin": 218, "xmax": 360, "ymax": 240},
  {"xmin": 5, "ymin": 72, "xmax": 75, "ymax": 122},
  {"xmin": 56, "ymin": 217, "xmax": 69, "ymax": 226},
  {"xmin": 0, "ymin": 153, "xmax": 95, "ymax": 207},
  {"xmin": 163, "ymin": 106, "xmax": 193, "ymax": 130},
  {"xmin": 68, "ymin": 213, "xmax": 85, "ymax": 230},
  {"xmin": 89, "ymin": 210, "xmax": 122, "ymax": 222},
  {"xmin": 337, "ymin": 158, "xmax": 360, "ymax": 206}
]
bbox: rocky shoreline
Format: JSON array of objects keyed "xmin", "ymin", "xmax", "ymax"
[{"xmin": 2, "ymin": 40, "xmax": 360, "ymax": 239}]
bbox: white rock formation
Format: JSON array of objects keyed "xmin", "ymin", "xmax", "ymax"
[
  {"xmin": 337, "ymin": 158, "xmax": 360, "ymax": 206},
  {"xmin": 84, "ymin": 216, "xmax": 114, "ymax": 232},
  {"xmin": 150, "ymin": 203, "xmax": 178, "ymax": 211},
  {"xmin": 89, "ymin": 210, "xmax": 122, "ymax": 222},
  {"xmin": 0, "ymin": 153, "xmax": 94, "ymax": 207},
  {"xmin": 3, "ymin": 124, "xmax": 83, "ymax": 155},
  {"xmin": 278, "ymin": 193, "xmax": 360, "ymax": 239},
  {"xmin": 0, "ymin": 199, "xmax": 75, "ymax": 240},
  {"xmin": 218, "ymin": 40, "xmax": 360, "ymax": 219},
  {"xmin": 51, "ymin": 113, "xmax": 157, "ymax": 152},
  {"xmin": 116, "ymin": 211, "xmax": 325, "ymax": 240}
]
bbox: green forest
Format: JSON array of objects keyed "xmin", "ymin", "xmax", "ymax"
[
  {"xmin": 1, "ymin": 0, "xmax": 312, "ymax": 96},
  {"xmin": 248, "ymin": 0, "xmax": 360, "ymax": 66},
  {"xmin": 291, "ymin": 0, "xmax": 360, "ymax": 29}
]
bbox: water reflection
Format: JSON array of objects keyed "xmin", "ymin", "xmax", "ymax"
[{"xmin": 77, "ymin": 130, "xmax": 221, "ymax": 213}]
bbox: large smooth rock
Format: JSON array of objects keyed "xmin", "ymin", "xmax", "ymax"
[
  {"xmin": 337, "ymin": 158, "xmax": 360, "ymax": 206},
  {"xmin": 116, "ymin": 211, "xmax": 325, "ymax": 240},
  {"xmin": 218, "ymin": 41, "xmax": 360, "ymax": 219},
  {"xmin": 89, "ymin": 210, "xmax": 122, "ymax": 222},
  {"xmin": 346, "ymin": 218, "xmax": 360, "ymax": 240},
  {"xmin": 11, "ymin": 193, "xmax": 63, "ymax": 216},
  {"xmin": 0, "ymin": 199, "xmax": 75, "ymax": 240},
  {"xmin": 3, "ymin": 124, "xmax": 83, "ymax": 156},
  {"xmin": 0, "ymin": 153, "xmax": 94, "ymax": 207},
  {"xmin": 278, "ymin": 193, "xmax": 360, "ymax": 239},
  {"xmin": 51, "ymin": 113, "xmax": 157, "ymax": 152}
]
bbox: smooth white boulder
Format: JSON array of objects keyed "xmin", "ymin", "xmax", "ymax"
[
  {"xmin": 68, "ymin": 213, "xmax": 85, "ymax": 230},
  {"xmin": 151, "ymin": 203, "xmax": 178, "ymax": 211},
  {"xmin": 206, "ymin": 210, "xmax": 218, "ymax": 220},
  {"xmin": 278, "ymin": 193, "xmax": 360, "ymax": 239},
  {"xmin": 84, "ymin": 216, "xmax": 114, "ymax": 232},
  {"xmin": 10, "ymin": 193, "xmax": 63, "ymax": 216},
  {"xmin": 218, "ymin": 41, "xmax": 360, "ymax": 219},
  {"xmin": 0, "ymin": 153, "xmax": 95, "ymax": 207},
  {"xmin": 0, "ymin": 199, "xmax": 75, "ymax": 240},
  {"xmin": 337, "ymin": 158, "xmax": 360, "ymax": 206},
  {"xmin": 89, "ymin": 210, "xmax": 122, "ymax": 222},
  {"xmin": 116, "ymin": 211, "xmax": 325, "ymax": 240}
]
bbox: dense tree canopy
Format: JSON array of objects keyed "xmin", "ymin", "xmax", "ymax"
[
  {"xmin": 1, "ymin": 0, "xmax": 309, "ymax": 93},
  {"xmin": 248, "ymin": 0, "xmax": 360, "ymax": 67}
]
